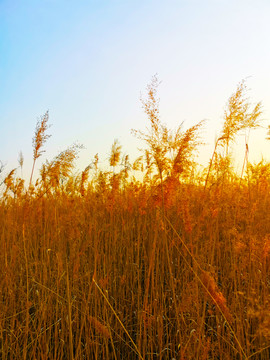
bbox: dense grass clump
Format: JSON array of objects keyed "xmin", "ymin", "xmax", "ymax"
[{"xmin": 0, "ymin": 78, "xmax": 270, "ymax": 359}]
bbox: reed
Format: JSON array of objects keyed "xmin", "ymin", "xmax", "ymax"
[{"xmin": 0, "ymin": 79, "xmax": 269, "ymax": 359}]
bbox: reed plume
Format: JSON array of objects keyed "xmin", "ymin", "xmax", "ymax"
[
  {"xmin": 3, "ymin": 168, "xmax": 16, "ymax": 196},
  {"xmin": 80, "ymin": 165, "xmax": 91, "ymax": 196},
  {"xmin": 201, "ymin": 270, "xmax": 233, "ymax": 324},
  {"xmin": 109, "ymin": 139, "xmax": 122, "ymax": 169},
  {"xmin": 29, "ymin": 111, "xmax": 51, "ymax": 186},
  {"xmin": 133, "ymin": 75, "xmax": 204, "ymax": 184},
  {"xmin": 40, "ymin": 143, "xmax": 82, "ymax": 191},
  {"xmin": 88, "ymin": 316, "xmax": 110, "ymax": 339}
]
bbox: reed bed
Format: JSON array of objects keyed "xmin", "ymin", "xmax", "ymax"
[{"xmin": 0, "ymin": 78, "xmax": 270, "ymax": 359}]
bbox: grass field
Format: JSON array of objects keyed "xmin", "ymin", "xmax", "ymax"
[{"xmin": 1, "ymin": 78, "xmax": 270, "ymax": 359}]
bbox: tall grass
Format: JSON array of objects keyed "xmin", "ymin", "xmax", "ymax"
[{"xmin": 0, "ymin": 79, "xmax": 270, "ymax": 359}]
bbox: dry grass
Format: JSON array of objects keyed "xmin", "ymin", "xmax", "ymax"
[{"xmin": 0, "ymin": 79, "xmax": 270, "ymax": 359}]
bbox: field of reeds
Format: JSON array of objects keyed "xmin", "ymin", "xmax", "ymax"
[{"xmin": 1, "ymin": 77, "xmax": 270, "ymax": 359}]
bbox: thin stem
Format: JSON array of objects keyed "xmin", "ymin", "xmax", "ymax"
[
  {"xmin": 66, "ymin": 259, "xmax": 74, "ymax": 360},
  {"xmin": 204, "ymin": 138, "xmax": 219, "ymax": 191},
  {"xmin": 93, "ymin": 278, "xmax": 144, "ymax": 360}
]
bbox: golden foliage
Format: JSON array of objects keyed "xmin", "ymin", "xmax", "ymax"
[
  {"xmin": 1, "ymin": 78, "xmax": 270, "ymax": 360},
  {"xmin": 109, "ymin": 139, "xmax": 122, "ymax": 168}
]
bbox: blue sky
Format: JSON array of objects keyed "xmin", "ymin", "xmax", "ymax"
[{"xmin": 1, "ymin": 0, "xmax": 270, "ymax": 180}]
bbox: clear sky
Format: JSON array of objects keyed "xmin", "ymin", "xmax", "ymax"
[{"xmin": 1, "ymin": 0, "xmax": 270, "ymax": 180}]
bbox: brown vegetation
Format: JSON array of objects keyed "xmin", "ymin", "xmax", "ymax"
[{"xmin": 0, "ymin": 78, "xmax": 270, "ymax": 359}]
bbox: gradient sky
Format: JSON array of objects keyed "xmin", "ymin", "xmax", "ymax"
[{"xmin": 1, "ymin": 0, "xmax": 270, "ymax": 180}]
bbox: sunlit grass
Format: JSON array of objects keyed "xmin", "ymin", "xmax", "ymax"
[{"xmin": 0, "ymin": 78, "xmax": 269, "ymax": 359}]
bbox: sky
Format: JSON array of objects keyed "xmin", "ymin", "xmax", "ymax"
[{"xmin": 0, "ymin": 0, "xmax": 270, "ymax": 181}]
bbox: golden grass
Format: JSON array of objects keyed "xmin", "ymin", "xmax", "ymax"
[{"xmin": 0, "ymin": 79, "xmax": 270, "ymax": 359}]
